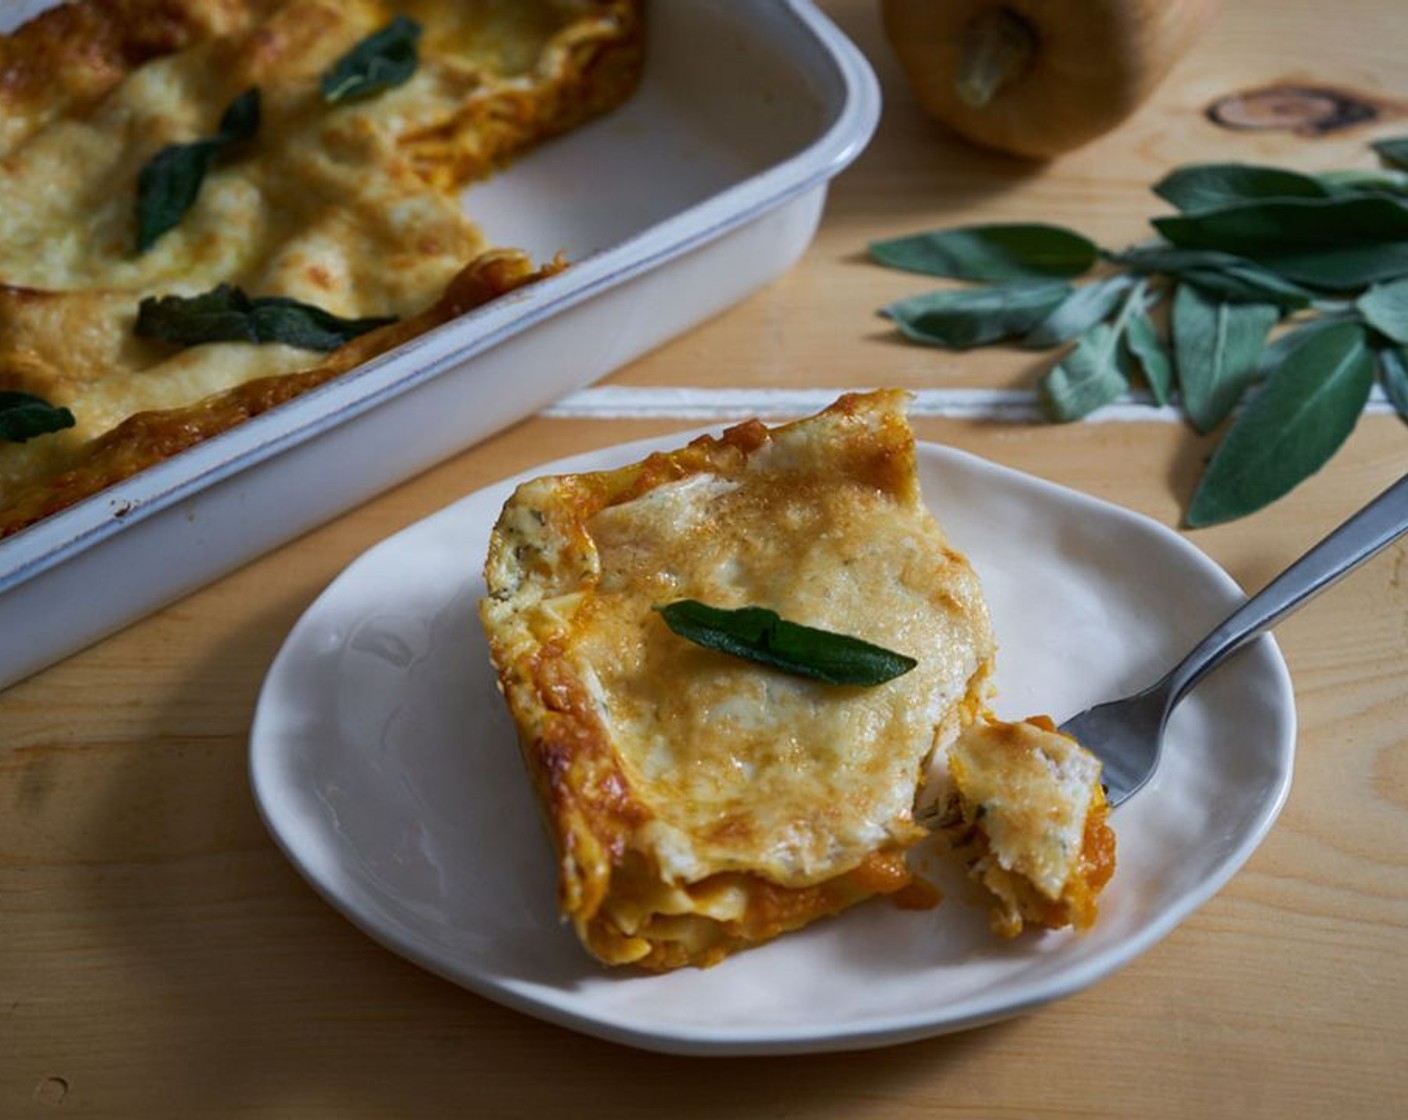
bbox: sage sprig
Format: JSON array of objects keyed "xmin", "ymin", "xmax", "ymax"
[
  {"xmin": 0, "ymin": 391, "xmax": 76, "ymax": 443},
  {"xmin": 871, "ymin": 135, "xmax": 1408, "ymax": 526},
  {"xmin": 135, "ymin": 88, "xmax": 260, "ymax": 253},
  {"xmin": 1041, "ymin": 279, "xmax": 1150, "ymax": 421},
  {"xmin": 870, "ymin": 224, "xmax": 1098, "ymax": 281},
  {"xmin": 1187, "ymin": 322, "xmax": 1375, "ymax": 526},
  {"xmin": 1357, "ymin": 277, "xmax": 1408, "ymax": 344},
  {"xmin": 883, "ymin": 280, "xmax": 1071, "ymax": 349},
  {"xmin": 1372, "ymin": 138, "xmax": 1408, "ymax": 170},
  {"xmin": 1171, "ymin": 285, "xmax": 1279, "ymax": 434},
  {"xmin": 322, "ymin": 16, "xmax": 423, "ymax": 104},
  {"xmin": 136, "ymin": 284, "xmax": 396, "ymax": 351},
  {"xmin": 653, "ymin": 600, "xmax": 917, "ymax": 686}
]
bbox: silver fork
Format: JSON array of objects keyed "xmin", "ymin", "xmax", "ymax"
[{"xmin": 1063, "ymin": 472, "xmax": 1408, "ymax": 807}]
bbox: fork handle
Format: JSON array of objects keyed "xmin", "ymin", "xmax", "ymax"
[{"xmin": 1162, "ymin": 472, "xmax": 1408, "ymax": 711}]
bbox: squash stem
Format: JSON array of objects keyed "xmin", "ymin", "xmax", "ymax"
[{"xmin": 956, "ymin": 7, "xmax": 1038, "ymax": 108}]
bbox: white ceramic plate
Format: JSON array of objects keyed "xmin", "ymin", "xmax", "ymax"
[{"xmin": 249, "ymin": 430, "xmax": 1296, "ymax": 1056}]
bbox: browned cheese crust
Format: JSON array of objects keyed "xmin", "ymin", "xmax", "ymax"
[
  {"xmin": 480, "ymin": 391, "xmax": 998, "ymax": 970},
  {"xmin": 0, "ymin": 0, "xmax": 644, "ymax": 538}
]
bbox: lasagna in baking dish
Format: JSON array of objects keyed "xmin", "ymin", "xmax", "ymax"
[
  {"xmin": 481, "ymin": 390, "xmax": 1115, "ymax": 971},
  {"xmin": 0, "ymin": 0, "xmax": 643, "ymax": 538}
]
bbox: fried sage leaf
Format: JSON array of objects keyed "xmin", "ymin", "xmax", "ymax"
[
  {"xmin": 1357, "ymin": 277, "xmax": 1408, "ymax": 344},
  {"xmin": 1153, "ymin": 163, "xmax": 1329, "ymax": 214},
  {"xmin": 654, "ymin": 600, "xmax": 917, "ymax": 686},
  {"xmin": 322, "ymin": 15, "xmax": 423, "ymax": 104},
  {"xmin": 0, "ymin": 391, "xmax": 76, "ymax": 443},
  {"xmin": 1187, "ymin": 321, "xmax": 1375, "ymax": 527},
  {"xmin": 1172, "ymin": 284, "xmax": 1279, "ymax": 433},
  {"xmin": 136, "ymin": 284, "xmax": 396, "ymax": 351},
  {"xmin": 883, "ymin": 280, "xmax": 1071, "ymax": 349},
  {"xmin": 870, "ymin": 224, "xmax": 1098, "ymax": 282},
  {"xmin": 135, "ymin": 87, "xmax": 260, "ymax": 253}
]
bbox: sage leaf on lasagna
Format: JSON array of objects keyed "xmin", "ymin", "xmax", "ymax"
[
  {"xmin": 0, "ymin": 391, "xmax": 76, "ymax": 443},
  {"xmin": 135, "ymin": 88, "xmax": 261, "ymax": 253},
  {"xmin": 654, "ymin": 600, "xmax": 918, "ymax": 686},
  {"xmin": 136, "ymin": 284, "xmax": 397, "ymax": 351},
  {"xmin": 322, "ymin": 15, "xmax": 423, "ymax": 104}
]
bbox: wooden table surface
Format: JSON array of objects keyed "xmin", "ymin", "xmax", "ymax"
[{"xmin": 3, "ymin": 1, "xmax": 1406, "ymax": 1115}]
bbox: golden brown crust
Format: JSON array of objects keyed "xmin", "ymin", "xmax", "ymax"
[
  {"xmin": 401, "ymin": 1, "xmax": 647, "ymax": 189},
  {"xmin": 0, "ymin": 0, "xmax": 643, "ymax": 539},
  {"xmin": 0, "ymin": 0, "xmax": 283, "ymax": 155},
  {"xmin": 481, "ymin": 391, "xmax": 998, "ymax": 970},
  {"xmin": 0, "ymin": 250, "xmax": 563, "ymax": 538}
]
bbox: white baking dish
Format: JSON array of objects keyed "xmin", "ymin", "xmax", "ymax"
[{"xmin": 0, "ymin": 0, "xmax": 880, "ymax": 690}]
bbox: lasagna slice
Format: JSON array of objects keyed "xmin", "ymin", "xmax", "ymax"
[
  {"xmin": 479, "ymin": 390, "xmax": 998, "ymax": 970},
  {"xmin": 0, "ymin": 0, "xmax": 643, "ymax": 538},
  {"xmin": 943, "ymin": 716, "xmax": 1116, "ymax": 937}
]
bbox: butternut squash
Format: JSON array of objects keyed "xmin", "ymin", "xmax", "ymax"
[{"xmin": 881, "ymin": 0, "xmax": 1224, "ymax": 160}]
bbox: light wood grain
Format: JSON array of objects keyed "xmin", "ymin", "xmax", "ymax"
[{"xmin": 3, "ymin": 0, "xmax": 1406, "ymax": 1116}]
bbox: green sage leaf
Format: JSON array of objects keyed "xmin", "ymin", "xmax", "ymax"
[
  {"xmin": 1039, "ymin": 322, "xmax": 1132, "ymax": 421},
  {"xmin": 1153, "ymin": 163, "xmax": 1329, "ymax": 214},
  {"xmin": 135, "ymin": 87, "xmax": 260, "ymax": 253},
  {"xmin": 1152, "ymin": 195, "xmax": 1408, "ymax": 290},
  {"xmin": 1318, "ymin": 167, "xmax": 1408, "ymax": 198},
  {"xmin": 1256, "ymin": 315, "xmax": 1352, "ymax": 374},
  {"xmin": 1378, "ymin": 345, "xmax": 1408, "ymax": 423},
  {"xmin": 1373, "ymin": 136, "xmax": 1408, "ymax": 170},
  {"xmin": 1123, "ymin": 301, "xmax": 1173, "ymax": 405},
  {"xmin": 1022, "ymin": 274, "xmax": 1137, "ymax": 349},
  {"xmin": 1187, "ymin": 322, "xmax": 1375, "ymax": 526},
  {"xmin": 216, "ymin": 86, "xmax": 261, "ymax": 140},
  {"xmin": 135, "ymin": 284, "xmax": 396, "ymax": 351},
  {"xmin": 1115, "ymin": 246, "xmax": 1313, "ymax": 308},
  {"xmin": 1172, "ymin": 284, "xmax": 1280, "ymax": 433},
  {"xmin": 1356, "ymin": 277, "xmax": 1408, "ymax": 343},
  {"xmin": 883, "ymin": 280, "xmax": 1071, "ymax": 349},
  {"xmin": 654, "ymin": 600, "xmax": 917, "ymax": 686},
  {"xmin": 322, "ymin": 15, "xmax": 423, "ymax": 104},
  {"xmin": 1177, "ymin": 264, "xmax": 1314, "ymax": 309},
  {"xmin": 0, "ymin": 390, "xmax": 76, "ymax": 443},
  {"xmin": 870, "ymin": 224, "xmax": 1098, "ymax": 282}
]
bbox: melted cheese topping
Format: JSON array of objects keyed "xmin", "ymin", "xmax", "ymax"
[
  {"xmin": 480, "ymin": 390, "xmax": 998, "ymax": 968},
  {"xmin": 579, "ymin": 445, "xmax": 991, "ymax": 887},
  {"xmin": 0, "ymin": 0, "xmax": 642, "ymax": 525}
]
